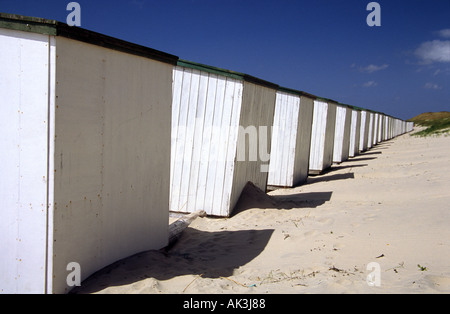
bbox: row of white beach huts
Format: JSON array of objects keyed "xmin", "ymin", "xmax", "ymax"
[{"xmin": 0, "ymin": 14, "xmax": 413, "ymax": 293}]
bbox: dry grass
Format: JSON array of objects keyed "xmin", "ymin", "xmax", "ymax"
[{"xmin": 408, "ymin": 111, "xmax": 450, "ymax": 136}]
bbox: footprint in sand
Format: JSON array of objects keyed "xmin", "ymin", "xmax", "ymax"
[
  {"xmin": 425, "ymin": 275, "xmax": 450, "ymax": 292},
  {"xmin": 316, "ymin": 217, "xmax": 334, "ymax": 225},
  {"xmin": 363, "ymin": 214, "xmax": 377, "ymax": 222},
  {"xmin": 303, "ymin": 230, "xmax": 319, "ymax": 237}
]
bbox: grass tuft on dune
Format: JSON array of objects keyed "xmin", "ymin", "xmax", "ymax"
[{"xmin": 408, "ymin": 112, "xmax": 450, "ymax": 136}]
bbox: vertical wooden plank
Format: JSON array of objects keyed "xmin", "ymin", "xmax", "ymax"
[
  {"xmin": 213, "ymin": 78, "xmax": 236, "ymax": 214},
  {"xmin": 219, "ymin": 80, "xmax": 243, "ymax": 215},
  {"xmin": 188, "ymin": 71, "xmax": 209, "ymax": 211},
  {"xmin": 195, "ymin": 73, "xmax": 217, "ymax": 212},
  {"xmin": 203, "ymin": 75, "xmax": 226, "ymax": 214},
  {"xmin": 179, "ymin": 69, "xmax": 200, "ymax": 210}
]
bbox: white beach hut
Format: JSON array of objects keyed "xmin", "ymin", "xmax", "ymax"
[
  {"xmin": 348, "ymin": 107, "xmax": 361, "ymax": 158},
  {"xmin": 170, "ymin": 60, "xmax": 277, "ymax": 217},
  {"xmin": 359, "ymin": 110, "xmax": 371, "ymax": 152},
  {"xmin": 333, "ymin": 104, "xmax": 352, "ymax": 163},
  {"xmin": 309, "ymin": 99, "xmax": 337, "ymax": 174},
  {"xmin": 407, "ymin": 121, "xmax": 414, "ymax": 132},
  {"xmin": 372, "ymin": 113, "xmax": 379, "ymax": 147},
  {"xmin": 367, "ymin": 112, "xmax": 375, "ymax": 149},
  {"xmin": 267, "ymin": 87, "xmax": 314, "ymax": 188},
  {"xmin": 384, "ymin": 115, "xmax": 391, "ymax": 140},
  {"xmin": 377, "ymin": 113, "xmax": 385, "ymax": 142},
  {"xmin": 0, "ymin": 14, "xmax": 177, "ymax": 293}
]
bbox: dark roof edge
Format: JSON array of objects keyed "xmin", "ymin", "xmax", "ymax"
[
  {"xmin": 277, "ymin": 86, "xmax": 318, "ymax": 99},
  {"xmin": 0, "ymin": 13, "xmax": 178, "ymax": 65},
  {"xmin": 178, "ymin": 59, "xmax": 278, "ymax": 89},
  {"xmin": 177, "ymin": 59, "xmax": 244, "ymax": 80}
]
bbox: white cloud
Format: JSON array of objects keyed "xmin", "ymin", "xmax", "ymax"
[
  {"xmin": 359, "ymin": 64, "xmax": 389, "ymax": 73},
  {"xmin": 437, "ymin": 29, "xmax": 450, "ymax": 39},
  {"xmin": 424, "ymin": 82, "xmax": 442, "ymax": 90},
  {"xmin": 415, "ymin": 40, "xmax": 450, "ymax": 63},
  {"xmin": 363, "ymin": 81, "xmax": 378, "ymax": 87}
]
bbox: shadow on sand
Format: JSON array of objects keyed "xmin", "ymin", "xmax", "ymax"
[
  {"xmin": 71, "ymin": 227, "xmax": 274, "ymax": 293},
  {"xmin": 232, "ymin": 182, "xmax": 333, "ymax": 216}
]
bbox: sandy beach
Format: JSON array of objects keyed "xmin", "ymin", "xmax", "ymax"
[{"xmin": 73, "ymin": 129, "xmax": 450, "ymax": 294}]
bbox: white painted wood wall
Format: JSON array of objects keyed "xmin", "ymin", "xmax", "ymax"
[
  {"xmin": 333, "ymin": 105, "xmax": 352, "ymax": 163},
  {"xmin": 309, "ymin": 100, "xmax": 336, "ymax": 174},
  {"xmin": 170, "ymin": 66, "xmax": 243, "ymax": 216},
  {"xmin": 349, "ymin": 110, "xmax": 361, "ymax": 157},
  {"xmin": 359, "ymin": 111, "xmax": 369, "ymax": 152},
  {"xmin": 1, "ymin": 27, "xmax": 173, "ymax": 294},
  {"xmin": 367, "ymin": 113, "xmax": 374, "ymax": 149},
  {"xmin": 268, "ymin": 91, "xmax": 313, "ymax": 187},
  {"xmin": 170, "ymin": 64, "xmax": 276, "ymax": 217}
]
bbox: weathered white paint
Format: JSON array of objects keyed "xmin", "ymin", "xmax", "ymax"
[
  {"xmin": 406, "ymin": 122, "xmax": 414, "ymax": 132},
  {"xmin": 349, "ymin": 109, "xmax": 361, "ymax": 157},
  {"xmin": 1, "ymin": 23, "xmax": 174, "ymax": 293},
  {"xmin": 268, "ymin": 90, "xmax": 314, "ymax": 187},
  {"xmin": 52, "ymin": 36, "xmax": 173, "ymax": 294},
  {"xmin": 367, "ymin": 113, "xmax": 374, "ymax": 149},
  {"xmin": 309, "ymin": 100, "xmax": 337, "ymax": 174},
  {"xmin": 170, "ymin": 66, "xmax": 243, "ymax": 216},
  {"xmin": 384, "ymin": 116, "xmax": 390, "ymax": 140},
  {"xmin": 377, "ymin": 114, "xmax": 385, "ymax": 142},
  {"xmin": 170, "ymin": 62, "xmax": 276, "ymax": 217},
  {"xmin": 333, "ymin": 105, "xmax": 352, "ymax": 163},
  {"xmin": 359, "ymin": 111, "xmax": 369, "ymax": 152},
  {"xmin": 372, "ymin": 113, "xmax": 379, "ymax": 146},
  {"xmin": 0, "ymin": 28, "xmax": 53, "ymax": 294}
]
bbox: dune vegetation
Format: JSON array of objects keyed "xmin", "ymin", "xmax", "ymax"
[{"xmin": 408, "ymin": 112, "xmax": 450, "ymax": 136}]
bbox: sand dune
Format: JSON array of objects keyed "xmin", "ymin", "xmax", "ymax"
[{"xmin": 72, "ymin": 129, "xmax": 450, "ymax": 294}]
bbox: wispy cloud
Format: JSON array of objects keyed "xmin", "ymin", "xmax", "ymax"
[
  {"xmin": 359, "ymin": 64, "xmax": 389, "ymax": 73},
  {"xmin": 415, "ymin": 40, "xmax": 450, "ymax": 63},
  {"xmin": 363, "ymin": 81, "xmax": 378, "ymax": 87},
  {"xmin": 437, "ymin": 29, "xmax": 450, "ymax": 39},
  {"xmin": 424, "ymin": 82, "xmax": 442, "ymax": 90},
  {"xmin": 415, "ymin": 29, "xmax": 450, "ymax": 64}
]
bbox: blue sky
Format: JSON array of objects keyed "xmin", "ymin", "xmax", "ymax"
[{"xmin": 1, "ymin": 0, "xmax": 449, "ymax": 120}]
